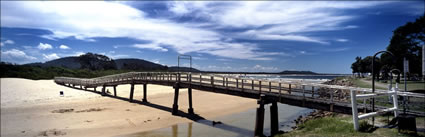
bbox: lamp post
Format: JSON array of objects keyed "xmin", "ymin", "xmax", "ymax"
[{"xmin": 372, "ymin": 51, "xmax": 394, "ymax": 126}]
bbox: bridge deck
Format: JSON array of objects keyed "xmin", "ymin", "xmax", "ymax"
[{"xmin": 54, "ymin": 72, "xmax": 424, "ymax": 116}]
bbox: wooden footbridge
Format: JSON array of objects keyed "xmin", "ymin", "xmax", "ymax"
[{"xmin": 54, "ymin": 72, "xmax": 424, "ymax": 136}]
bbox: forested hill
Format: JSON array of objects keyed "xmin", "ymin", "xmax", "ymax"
[{"xmin": 26, "ymin": 53, "xmax": 168, "ymax": 71}]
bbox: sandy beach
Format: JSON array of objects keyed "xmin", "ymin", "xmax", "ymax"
[{"xmin": 1, "ymin": 78, "xmax": 257, "ymax": 137}]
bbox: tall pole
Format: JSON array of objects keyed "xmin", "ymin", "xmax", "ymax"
[
  {"xmin": 372, "ymin": 51, "xmax": 394, "ymax": 126},
  {"xmin": 178, "ymin": 55, "xmax": 192, "ymax": 73},
  {"xmin": 422, "ymin": 45, "xmax": 425, "ymax": 80}
]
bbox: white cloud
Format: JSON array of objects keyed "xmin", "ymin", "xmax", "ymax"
[
  {"xmin": 37, "ymin": 43, "xmax": 53, "ymax": 50},
  {"xmin": 4, "ymin": 40, "xmax": 14, "ymax": 44},
  {"xmin": 198, "ymin": 64, "xmax": 279, "ymax": 72},
  {"xmin": 133, "ymin": 43, "xmax": 168, "ymax": 52},
  {"xmin": 59, "ymin": 44, "xmax": 70, "ymax": 49},
  {"xmin": 167, "ymin": 1, "xmax": 388, "ymax": 44},
  {"xmin": 42, "ymin": 53, "xmax": 60, "ymax": 60},
  {"xmin": 252, "ymin": 64, "xmax": 278, "ymax": 72},
  {"xmin": 74, "ymin": 52, "xmax": 85, "ymax": 56},
  {"xmin": 1, "ymin": 40, "xmax": 14, "ymax": 46},
  {"xmin": 0, "ymin": 1, "xmax": 391, "ymax": 60},
  {"xmin": 192, "ymin": 56, "xmax": 206, "ymax": 60},
  {"xmin": 336, "ymin": 39, "xmax": 349, "ymax": 42},
  {"xmin": 1, "ymin": 49, "xmax": 37, "ymax": 61},
  {"xmin": 109, "ymin": 54, "xmax": 129, "ymax": 59},
  {"xmin": 217, "ymin": 58, "xmax": 231, "ymax": 61},
  {"xmin": 0, "ymin": 1, "xmax": 288, "ymax": 60},
  {"xmin": 324, "ymin": 48, "xmax": 350, "ymax": 52}
]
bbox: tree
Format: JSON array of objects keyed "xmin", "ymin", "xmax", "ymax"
[
  {"xmin": 351, "ymin": 56, "xmax": 362, "ymax": 77},
  {"xmin": 79, "ymin": 53, "xmax": 117, "ymax": 70},
  {"xmin": 383, "ymin": 15, "xmax": 424, "ymax": 78}
]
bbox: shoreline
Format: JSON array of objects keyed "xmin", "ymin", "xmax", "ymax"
[{"xmin": 1, "ymin": 78, "xmax": 257, "ymax": 137}]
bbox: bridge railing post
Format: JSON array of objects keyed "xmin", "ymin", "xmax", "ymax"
[
  {"xmin": 236, "ymin": 78, "xmax": 239, "ymax": 89},
  {"xmin": 200, "ymin": 74, "xmax": 202, "ymax": 86},
  {"xmin": 289, "ymin": 84, "xmax": 292, "ymax": 94},
  {"xmin": 188, "ymin": 73, "xmax": 192, "ymax": 84},
  {"xmin": 279, "ymin": 83, "xmax": 282, "ymax": 102},
  {"xmin": 252, "ymin": 80, "xmax": 254, "ymax": 90},
  {"xmin": 259, "ymin": 81, "xmax": 262, "ymax": 93},
  {"xmin": 241, "ymin": 79, "xmax": 244, "ymax": 91},
  {"xmin": 178, "ymin": 73, "xmax": 181, "ymax": 82},
  {"xmin": 269, "ymin": 81, "xmax": 271, "ymax": 92},
  {"xmin": 226, "ymin": 78, "xmax": 228, "ymax": 88},
  {"xmin": 167, "ymin": 73, "xmax": 169, "ymax": 82},
  {"xmin": 211, "ymin": 76, "xmax": 214, "ymax": 86},
  {"xmin": 222, "ymin": 77, "xmax": 225, "ymax": 87}
]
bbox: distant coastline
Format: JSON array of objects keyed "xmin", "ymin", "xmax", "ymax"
[{"xmin": 1, "ymin": 53, "xmax": 348, "ymax": 80}]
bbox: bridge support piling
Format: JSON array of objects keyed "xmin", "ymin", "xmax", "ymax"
[
  {"xmin": 188, "ymin": 87, "xmax": 194, "ymax": 114},
  {"xmin": 113, "ymin": 86, "xmax": 117, "ymax": 97},
  {"xmin": 129, "ymin": 83, "xmax": 134, "ymax": 102},
  {"xmin": 142, "ymin": 84, "xmax": 147, "ymax": 102},
  {"xmin": 172, "ymin": 83, "xmax": 180, "ymax": 115},
  {"xmin": 270, "ymin": 101, "xmax": 279, "ymax": 136},
  {"xmin": 102, "ymin": 85, "xmax": 106, "ymax": 96},
  {"xmin": 254, "ymin": 94, "xmax": 265, "ymax": 137}
]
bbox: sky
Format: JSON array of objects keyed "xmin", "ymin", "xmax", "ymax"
[{"xmin": 1, "ymin": 1, "xmax": 424, "ymax": 74}]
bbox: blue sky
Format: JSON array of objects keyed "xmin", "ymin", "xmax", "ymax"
[{"xmin": 1, "ymin": 1, "xmax": 424, "ymax": 73}]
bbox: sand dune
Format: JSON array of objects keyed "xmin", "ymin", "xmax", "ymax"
[{"xmin": 1, "ymin": 78, "xmax": 257, "ymax": 137}]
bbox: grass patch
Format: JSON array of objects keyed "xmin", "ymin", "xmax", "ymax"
[
  {"xmin": 351, "ymin": 78, "xmax": 387, "ymax": 90},
  {"xmin": 380, "ymin": 80, "xmax": 425, "ymax": 93},
  {"xmin": 277, "ymin": 115, "xmax": 423, "ymax": 137}
]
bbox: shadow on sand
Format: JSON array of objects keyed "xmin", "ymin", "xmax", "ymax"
[{"xmin": 62, "ymin": 85, "xmax": 254, "ymax": 136}]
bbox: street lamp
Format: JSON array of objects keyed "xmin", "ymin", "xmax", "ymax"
[{"xmin": 372, "ymin": 50, "xmax": 394, "ymax": 126}]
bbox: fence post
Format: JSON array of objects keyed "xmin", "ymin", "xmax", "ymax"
[
  {"xmin": 393, "ymin": 86, "xmax": 399, "ymax": 117},
  {"xmin": 350, "ymin": 90, "xmax": 359, "ymax": 131}
]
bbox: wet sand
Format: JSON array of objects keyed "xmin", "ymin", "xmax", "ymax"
[{"xmin": 1, "ymin": 78, "xmax": 257, "ymax": 137}]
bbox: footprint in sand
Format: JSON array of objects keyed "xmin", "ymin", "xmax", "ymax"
[
  {"xmin": 51, "ymin": 109, "xmax": 74, "ymax": 113},
  {"xmin": 126, "ymin": 119, "xmax": 136, "ymax": 127},
  {"xmin": 39, "ymin": 129, "xmax": 66, "ymax": 136}
]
